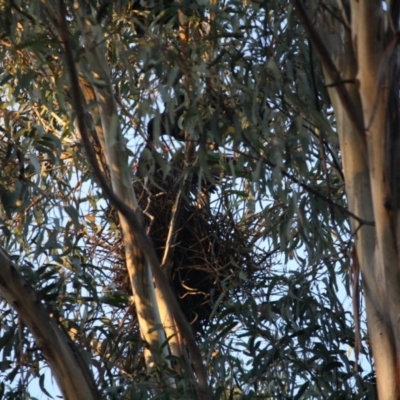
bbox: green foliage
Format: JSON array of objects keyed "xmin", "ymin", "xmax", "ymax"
[{"xmin": 0, "ymin": 0, "xmax": 375, "ymax": 398}]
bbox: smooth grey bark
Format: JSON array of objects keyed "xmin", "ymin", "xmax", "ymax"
[
  {"xmin": 294, "ymin": 0, "xmax": 400, "ymax": 397},
  {"xmin": 0, "ymin": 248, "xmax": 100, "ymax": 400}
]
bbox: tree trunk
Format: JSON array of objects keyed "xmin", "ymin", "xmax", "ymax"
[
  {"xmin": 55, "ymin": 5, "xmax": 210, "ymax": 398},
  {"xmin": 294, "ymin": 0, "xmax": 400, "ymax": 397},
  {"xmin": 77, "ymin": 18, "xmax": 170, "ymax": 371}
]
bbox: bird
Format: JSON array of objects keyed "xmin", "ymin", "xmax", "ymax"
[{"xmin": 146, "ymin": 95, "xmax": 186, "ymax": 143}]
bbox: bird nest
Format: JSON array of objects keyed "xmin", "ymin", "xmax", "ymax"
[{"xmin": 112, "ymin": 161, "xmax": 267, "ymax": 334}]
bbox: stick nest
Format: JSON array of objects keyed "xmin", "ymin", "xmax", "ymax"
[{"xmin": 112, "ymin": 160, "xmax": 269, "ymax": 334}]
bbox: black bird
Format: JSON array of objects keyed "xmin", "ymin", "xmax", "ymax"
[
  {"xmin": 147, "ymin": 95, "xmax": 186, "ymax": 143},
  {"xmin": 137, "ymin": 98, "xmax": 184, "ymax": 180}
]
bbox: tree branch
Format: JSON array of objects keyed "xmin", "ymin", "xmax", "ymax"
[
  {"xmin": 0, "ymin": 248, "xmax": 100, "ymax": 400},
  {"xmin": 241, "ymin": 136, "xmax": 375, "ymax": 227},
  {"xmin": 56, "ymin": 1, "xmax": 210, "ymax": 398}
]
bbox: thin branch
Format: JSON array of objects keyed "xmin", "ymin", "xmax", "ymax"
[
  {"xmin": 161, "ymin": 189, "xmax": 182, "ymax": 267},
  {"xmin": 274, "ymin": 160, "xmax": 374, "ymax": 227},
  {"xmin": 241, "ymin": 135, "xmax": 375, "ymax": 227},
  {"xmin": 325, "ymin": 79, "xmax": 357, "ymax": 88}
]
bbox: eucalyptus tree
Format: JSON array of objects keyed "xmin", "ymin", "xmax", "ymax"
[
  {"xmin": 0, "ymin": 0, "xmax": 388, "ymax": 398},
  {"xmin": 293, "ymin": 1, "xmax": 400, "ymax": 398}
]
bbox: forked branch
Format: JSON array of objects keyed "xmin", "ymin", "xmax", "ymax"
[{"xmin": 57, "ymin": 1, "xmax": 210, "ymax": 398}]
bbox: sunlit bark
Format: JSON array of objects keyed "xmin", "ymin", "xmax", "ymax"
[
  {"xmin": 54, "ymin": 3, "xmax": 210, "ymax": 398},
  {"xmin": 0, "ymin": 248, "xmax": 100, "ymax": 400},
  {"xmin": 76, "ymin": 22, "xmax": 168, "ymax": 371},
  {"xmin": 295, "ymin": 0, "xmax": 400, "ymax": 397}
]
